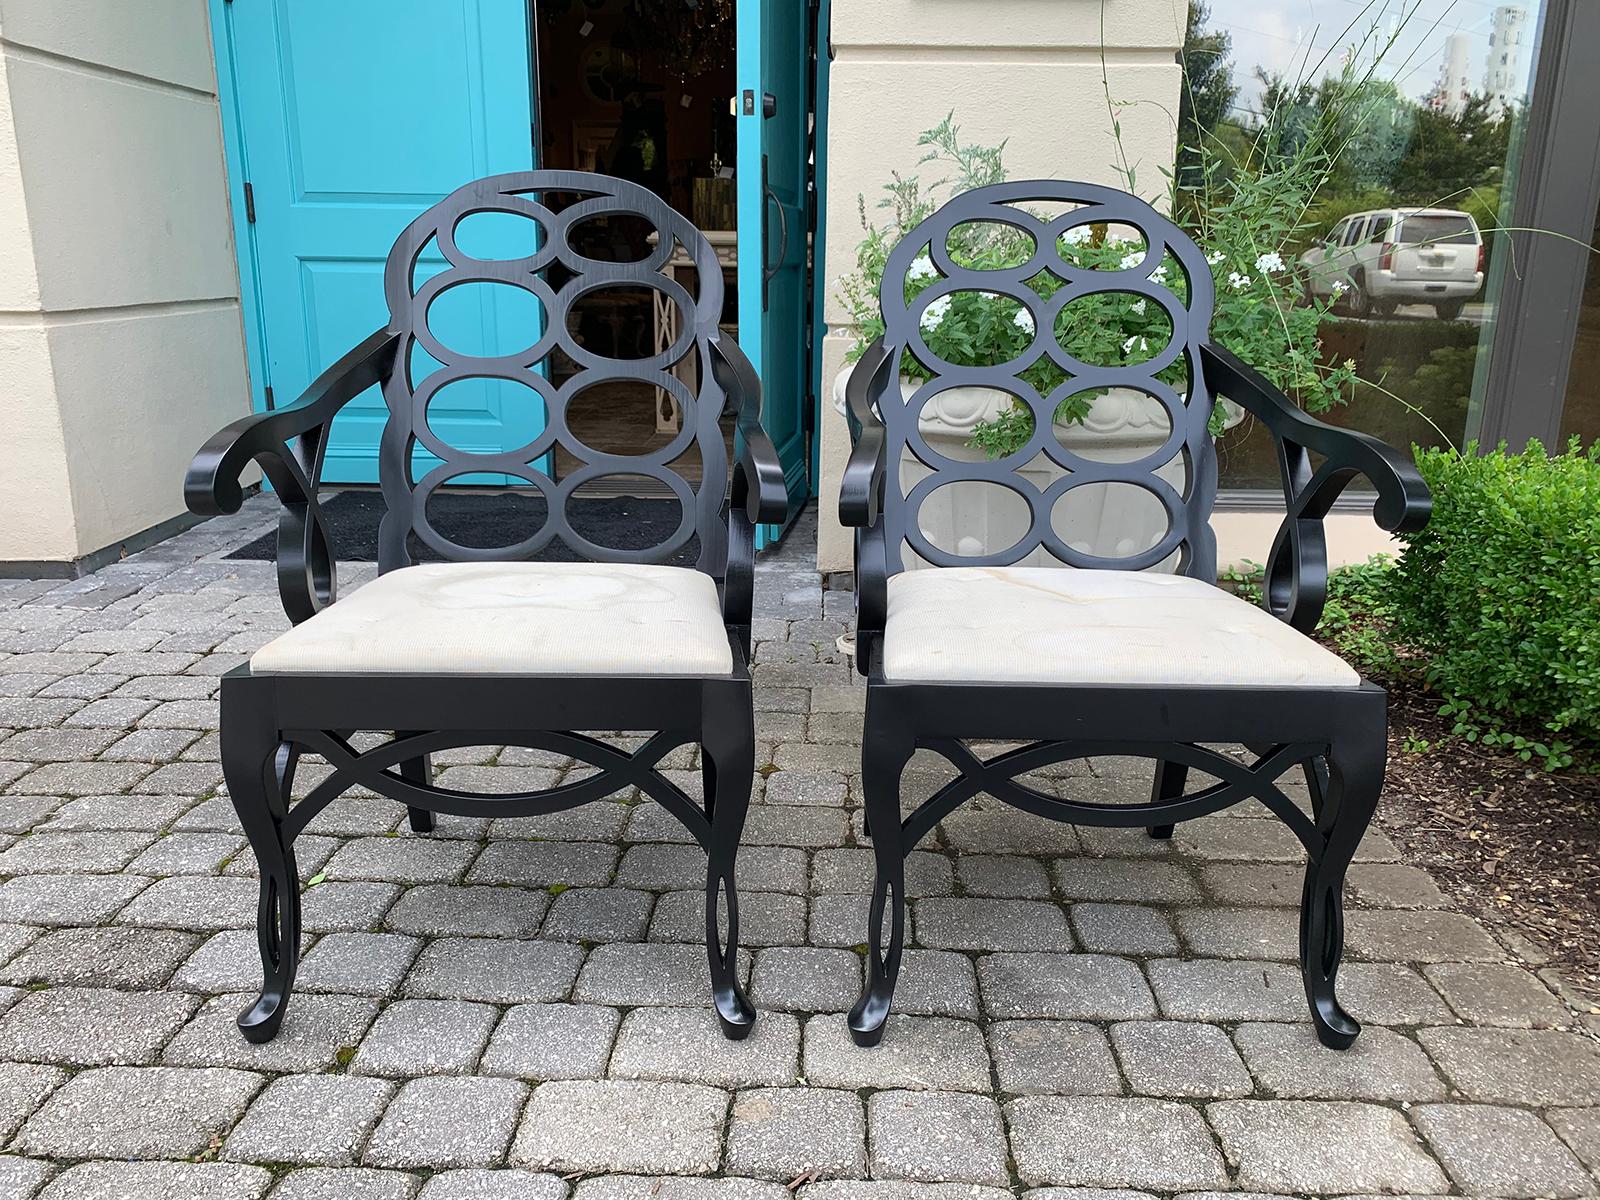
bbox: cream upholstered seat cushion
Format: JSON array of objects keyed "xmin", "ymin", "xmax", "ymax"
[
  {"xmin": 882, "ymin": 566, "xmax": 1360, "ymax": 688},
  {"xmin": 250, "ymin": 562, "xmax": 734, "ymax": 677}
]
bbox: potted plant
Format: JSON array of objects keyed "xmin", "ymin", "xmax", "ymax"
[{"xmin": 835, "ymin": 117, "xmax": 1356, "ymax": 566}]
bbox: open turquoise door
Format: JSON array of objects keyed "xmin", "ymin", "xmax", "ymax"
[
  {"xmin": 738, "ymin": 0, "xmax": 823, "ymax": 548},
  {"xmin": 213, "ymin": 0, "xmax": 538, "ymax": 485}
]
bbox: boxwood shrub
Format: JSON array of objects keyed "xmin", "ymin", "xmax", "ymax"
[{"xmin": 1390, "ymin": 438, "xmax": 1600, "ymax": 768}]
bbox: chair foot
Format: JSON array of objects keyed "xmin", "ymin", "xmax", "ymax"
[
  {"xmin": 1146, "ymin": 824, "xmax": 1175, "ymax": 840},
  {"xmin": 714, "ymin": 984, "xmax": 757, "ymax": 1041},
  {"xmin": 1309, "ymin": 990, "xmax": 1362, "ymax": 1049},
  {"xmin": 237, "ymin": 986, "xmax": 291, "ymax": 1044},
  {"xmin": 847, "ymin": 980, "xmax": 894, "ymax": 1047},
  {"xmin": 406, "ymin": 806, "xmax": 435, "ymax": 834}
]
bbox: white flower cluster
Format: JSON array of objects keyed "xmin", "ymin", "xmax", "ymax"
[
  {"xmin": 1206, "ymin": 249, "xmax": 1226, "ymax": 266},
  {"xmin": 1118, "ymin": 251, "xmax": 1145, "ymax": 271},
  {"xmin": 1122, "ymin": 335, "xmax": 1150, "ymax": 356},
  {"xmin": 907, "ymin": 254, "xmax": 937, "ymax": 282},
  {"xmin": 1061, "ymin": 225, "xmax": 1093, "ymax": 246},
  {"xmin": 919, "ymin": 295, "xmax": 952, "ymax": 331},
  {"xmin": 1227, "ymin": 271, "xmax": 1251, "ymax": 291},
  {"xmin": 1014, "ymin": 309, "xmax": 1037, "ymax": 335},
  {"xmin": 1254, "ymin": 251, "xmax": 1285, "ymax": 274}
]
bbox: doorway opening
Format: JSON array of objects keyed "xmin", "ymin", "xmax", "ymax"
[{"xmin": 535, "ymin": 0, "xmax": 740, "ymax": 494}]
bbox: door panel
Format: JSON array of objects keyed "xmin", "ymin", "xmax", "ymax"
[
  {"xmin": 220, "ymin": 0, "xmax": 537, "ymax": 484},
  {"xmin": 738, "ymin": 0, "xmax": 817, "ymax": 546}
]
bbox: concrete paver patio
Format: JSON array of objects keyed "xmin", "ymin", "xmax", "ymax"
[{"xmin": 0, "ymin": 496, "xmax": 1597, "ymax": 1198}]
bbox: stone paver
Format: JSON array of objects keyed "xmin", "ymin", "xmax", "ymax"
[
  {"xmin": 512, "ymin": 1080, "xmax": 728, "ymax": 1175},
  {"xmin": 1206, "ymin": 1099, "xmax": 1449, "ymax": 1194},
  {"xmin": 349, "ymin": 999, "xmax": 499, "ymax": 1077},
  {"xmin": 1413, "ymin": 1103, "xmax": 1596, "ymax": 1198},
  {"xmin": 987, "ymin": 1020, "xmax": 1123, "ymax": 1096},
  {"xmin": 364, "ymin": 1076, "xmax": 529, "ymax": 1169},
  {"xmin": 869, "ymin": 1090, "xmax": 1010, "ymax": 1186},
  {"xmin": 803, "ymin": 1014, "xmax": 992, "ymax": 1093},
  {"xmin": 609, "ymin": 1005, "xmax": 800, "ymax": 1088},
  {"xmin": 402, "ymin": 936, "xmax": 584, "ymax": 1004},
  {"xmin": 34, "ymin": 1161, "xmax": 271, "ymax": 1200},
  {"xmin": 416, "ymin": 1170, "xmax": 568, "ymax": 1199},
  {"xmin": 0, "ymin": 984, "xmax": 198, "ymax": 1065},
  {"xmin": 14, "ymin": 1065, "xmax": 262, "ymax": 1159},
  {"xmin": 1109, "ymin": 1020, "xmax": 1252, "ymax": 1098},
  {"xmin": 1006, "ymin": 1096, "xmax": 1228, "ymax": 1190},
  {"xmin": 1418, "ymin": 1027, "xmax": 1600, "ymax": 1105},
  {"xmin": 1231, "ymin": 1021, "xmax": 1446, "ymax": 1101},
  {"xmin": 726, "ymin": 1087, "xmax": 866, "ymax": 1180},
  {"xmin": 0, "ymin": 501, "xmax": 1582, "ymax": 1194},
  {"xmin": 223, "ymin": 1073, "xmax": 395, "ymax": 1166},
  {"xmin": 978, "ymin": 952, "xmax": 1156, "ymax": 1020}
]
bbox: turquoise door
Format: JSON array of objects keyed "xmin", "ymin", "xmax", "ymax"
[
  {"xmin": 213, "ymin": 1, "xmax": 539, "ymax": 484},
  {"xmin": 738, "ymin": 0, "xmax": 820, "ymax": 546}
]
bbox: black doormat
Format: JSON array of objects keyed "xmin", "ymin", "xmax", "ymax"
[{"xmin": 226, "ymin": 490, "xmax": 697, "ymax": 565}]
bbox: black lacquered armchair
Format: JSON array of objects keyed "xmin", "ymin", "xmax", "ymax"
[
  {"xmin": 840, "ymin": 181, "xmax": 1430, "ymax": 1048},
  {"xmin": 187, "ymin": 171, "xmax": 785, "ymax": 1042}
]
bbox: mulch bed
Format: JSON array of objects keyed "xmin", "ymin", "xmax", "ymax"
[{"xmin": 1369, "ymin": 671, "xmax": 1600, "ymax": 1007}]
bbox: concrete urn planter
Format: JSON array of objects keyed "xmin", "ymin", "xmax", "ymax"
[{"xmin": 834, "ymin": 364, "xmax": 1244, "ymax": 571}]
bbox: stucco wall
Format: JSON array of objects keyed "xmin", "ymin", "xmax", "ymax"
[
  {"xmin": 814, "ymin": 0, "xmax": 1189, "ymax": 572},
  {"xmin": 0, "ymin": 0, "xmax": 251, "ymax": 570}
]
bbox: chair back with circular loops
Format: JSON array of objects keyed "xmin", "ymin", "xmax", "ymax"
[
  {"xmin": 377, "ymin": 171, "xmax": 731, "ymax": 572},
  {"xmin": 870, "ymin": 180, "xmax": 1219, "ymax": 579}
]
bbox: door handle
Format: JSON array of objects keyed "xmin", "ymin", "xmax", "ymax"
[{"xmin": 762, "ymin": 156, "xmax": 789, "ymax": 312}]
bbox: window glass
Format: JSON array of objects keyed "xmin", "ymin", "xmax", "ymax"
[
  {"xmin": 1558, "ymin": 201, "xmax": 1600, "ymax": 446},
  {"xmin": 1177, "ymin": 1, "xmax": 1546, "ymax": 488},
  {"xmin": 1398, "ymin": 213, "xmax": 1479, "ymax": 244}
]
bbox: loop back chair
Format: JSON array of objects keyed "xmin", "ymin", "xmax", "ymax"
[
  {"xmin": 187, "ymin": 171, "xmax": 785, "ymax": 1043},
  {"xmin": 841, "ymin": 180, "xmax": 1430, "ymax": 1048}
]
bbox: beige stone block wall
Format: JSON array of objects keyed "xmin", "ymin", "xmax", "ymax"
[{"xmin": 0, "ymin": 0, "xmax": 251, "ymax": 570}]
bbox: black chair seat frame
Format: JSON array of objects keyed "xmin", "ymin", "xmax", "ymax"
[
  {"xmin": 840, "ymin": 181, "xmax": 1431, "ymax": 1049},
  {"xmin": 187, "ymin": 172, "xmax": 786, "ymax": 1043}
]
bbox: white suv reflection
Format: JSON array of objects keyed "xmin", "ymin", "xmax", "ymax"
[{"xmin": 1300, "ymin": 208, "xmax": 1485, "ymax": 321}]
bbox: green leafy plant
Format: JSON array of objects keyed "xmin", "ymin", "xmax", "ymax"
[
  {"xmin": 1388, "ymin": 439, "xmax": 1600, "ymax": 770},
  {"xmin": 837, "ymin": 112, "xmax": 1356, "ymax": 459}
]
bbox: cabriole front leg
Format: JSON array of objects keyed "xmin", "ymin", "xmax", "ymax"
[
  {"xmin": 1301, "ymin": 723, "xmax": 1385, "ymax": 1048},
  {"xmin": 702, "ymin": 682, "xmax": 756, "ymax": 1040},
  {"xmin": 848, "ymin": 700, "xmax": 915, "ymax": 1047},
  {"xmin": 221, "ymin": 680, "xmax": 301, "ymax": 1044}
]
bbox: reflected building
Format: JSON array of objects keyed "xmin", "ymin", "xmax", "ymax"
[{"xmin": 1486, "ymin": 5, "xmax": 1530, "ymax": 117}]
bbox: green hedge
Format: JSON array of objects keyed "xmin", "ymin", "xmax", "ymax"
[{"xmin": 1390, "ymin": 439, "xmax": 1600, "ymax": 768}]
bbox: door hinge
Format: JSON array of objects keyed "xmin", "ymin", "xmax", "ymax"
[
  {"xmin": 243, "ymin": 182, "xmax": 256, "ymax": 224},
  {"xmin": 262, "ymin": 384, "xmax": 275, "ymax": 411}
]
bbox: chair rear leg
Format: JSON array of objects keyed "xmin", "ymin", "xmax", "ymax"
[
  {"xmin": 396, "ymin": 735, "xmax": 435, "ymax": 834},
  {"xmin": 849, "ymin": 702, "xmax": 915, "ymax": 1047},
  {"xmin": 1302, "ymin": 727, "xmax": 1384, "ymax": 1048},
  {"xmin": 222, "ymin": 680, "xmax": 301, "ymax": 1044},
  {"xmin": 1147, "ymin": 758, "xmax": 1187, "ymax": 840},
  {"xmin": 702, "ymin": 682, "xmax": 756, "ymax": 1040}
]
